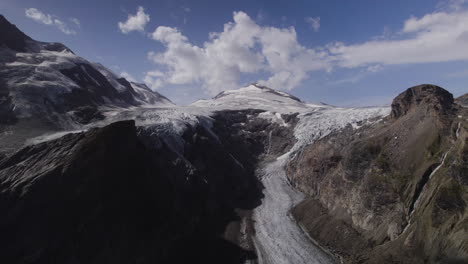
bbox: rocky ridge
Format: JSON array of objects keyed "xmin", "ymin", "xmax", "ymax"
[{"xmin": 287, "ymin": 84, "xmax": 467, "ymax": 263}]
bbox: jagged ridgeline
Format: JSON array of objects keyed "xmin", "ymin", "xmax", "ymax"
[{"xmin": 0, "ymin": 14, "xmax": 467, "ymax": 264}]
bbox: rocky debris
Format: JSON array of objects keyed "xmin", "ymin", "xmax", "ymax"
[
  {"xmin": 70, "ymin": 106, "xmax": 105, "ymax": 124},
  {"xmin": 456, "ymin": 93, "xmax": 468, "ymax": 107},
  {"xmin": 287, "ymin": 85, "xmax": 468, "ymax": 263},
  {"xmin": 391, "ymin": 84, "xmax": 454, "ymax": 119}
]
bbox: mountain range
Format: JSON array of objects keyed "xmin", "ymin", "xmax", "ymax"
[{"xmin": 0, "ymin": 14, "xmax": 467, "ymax": 264}]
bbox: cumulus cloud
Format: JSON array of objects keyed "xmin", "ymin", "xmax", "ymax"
[
  {"xmin": 25, "ymin": 8, "xmax": 77, "ymax": 35},
  {"xmin": 118, "ymin": 6, "xmax": 150, "ymax": 34},
  {"xmin": 143, "ymin": 70, "xmax": 165, "ymax": 89},
  {"xmin": 329, "ymin": 9, "xmax": 468, "ymax": 67},
  {"xmin": 145, "ymin": 7, "xmax": 468, "ymax": 95},
  {"xmin": 305, "ymin": 16, "xmax": 320, "ymax": 32},
  {"xmin": 146, "ymin": 11, "xmax": 331, "ymax": 94},
  {"xmin": 120, "ymin": 71, "xmax": 136, "ymax": 82}
]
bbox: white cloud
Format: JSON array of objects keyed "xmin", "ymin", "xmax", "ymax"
[
  {"xmin": 439, "ymin": 0, "xmax": 468, "ymax": 11},
  {"xmin": 145, "ymin": 7, "xmax": 468, "ymax": 95},
  {"xmin": 146, "ymin": 11, "xmax": 331, "ymax": 94},
  {"xmin": 329, "ymin": 9, "xmax": 468, "ymax": 67},
  {"xmin": 25, "ymin": 8, "xmax": 77, "ymax": 35},
  {"xmin": 120, "ymin": 71, "xmax": 136, "ymax": 82},
  {"xmin": 70, "ymin": 17, "xmax": 80, "ymax": 27},
  {"xmin": 118, "ymin": 6, "xmax": 150, "ymax": 34},
  {"xmin": 305, "ymin": 16, "xmax": 320, "ymax": 32},
  {"xmin": 25, "ymin": 8, "xmax": 52, "ymax": 24},
  {"xmin": 144, "ymin": 70, "xmax": 165, "ymax": 89},
  {"xmin": 366, "ymin": 64, "xmax": 383, "ymax": 73}
]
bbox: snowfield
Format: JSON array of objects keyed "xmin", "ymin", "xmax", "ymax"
[{"xmin": 192, "ymin": 84, "xmax": 330, "ymax": 113}]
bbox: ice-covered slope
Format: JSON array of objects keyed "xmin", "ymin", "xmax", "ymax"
[{"xmin": 192, "ymin": 83, "xmax": 329, "ymax": 113}]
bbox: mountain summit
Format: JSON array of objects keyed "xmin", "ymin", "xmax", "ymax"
[
  {"xmin": 192, "ymin": 83, "xmax": 328, "ymax": 113},
  {"xmin": 391, "ymin": 84, "xmax": 454, "ymax": 119}
]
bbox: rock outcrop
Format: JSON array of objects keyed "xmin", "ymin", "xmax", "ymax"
[
  {"xmin": 0, "ymin": 14, "xmax": 33, "ymax": 52},
  {"xmin": 391, "ymin": 84, "xmax": 454, "ymax": 119},
  {"xmin": 456, "ymin": 93, "xmax": 468, "ymax": 108},
  {"xmin": 287, "ymin": 84, "xmax": 467, "ymax": 263}
]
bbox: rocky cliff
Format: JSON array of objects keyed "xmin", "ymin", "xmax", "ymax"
[{"xmin": 287, "ymin": 84, "xmax": 467, "ymax": 263}]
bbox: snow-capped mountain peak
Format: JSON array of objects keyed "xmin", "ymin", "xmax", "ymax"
[
  {"xmin": 0, "ymin": 14, "xmax": 173, "ymax": 130},
  {"xmin": 192, "ymin": 83, "xmax": 329, "ymax": 113}
]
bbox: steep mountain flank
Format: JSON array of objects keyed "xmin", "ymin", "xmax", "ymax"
[
  {"xmin": 287, "ymin": 84, "xmax": 467, "ymax": 263},
  {"xmin": 0, "ymin": 106, "xmax": 303, "ymax": 263},
  {"xmin": 0, "ymin": 119, "xmax": 255, "ymax": 264},
  {"xmin": 0, "ymin": 14, "xmax": 172, "ymax": 153}
]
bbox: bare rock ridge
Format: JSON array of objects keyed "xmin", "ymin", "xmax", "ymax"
[
  {"xmin": 287, "ymin": 84, "xmax": 467, "ymax": 263},
  {"xmin": 456, "ymin": 93, "xmax": 468, "ymax": 107},
  {"xmin": 391, "ymin": 84, "xmax": 454, "ymax": 119},
  {"xmin": 0, "ymin": 14, "xmax": 31, "ymax": 52},
  {"xmin": 0, "ymin": 14, "xmax": 71, "ymax": 53}
]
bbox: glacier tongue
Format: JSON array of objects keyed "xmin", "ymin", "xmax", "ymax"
[
  {"xmin": 252, "ymin": 155, "xmax": 333, "ymax": 264},
  {"xmin": 251, "ymin": 106, "xmax": 390, "ymax": 264}
]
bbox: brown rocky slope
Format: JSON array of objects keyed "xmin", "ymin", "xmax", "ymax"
[{"xmin": 287, "ymin": 84, "xmax": 467, "ymax": 263}]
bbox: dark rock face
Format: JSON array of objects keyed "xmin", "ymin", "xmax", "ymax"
[
  {"xmin": 60, "ymin": 63, "xmax": 139, "ymax": 108},
  {"xmin": 0, "ymin": 119, "xmax": 267, "ymax": 263},
  {"xmin": 0, "ymin": 107, "xmax": 300, "ymax": 263},
  {"xmin": 0, "ymin": 79, "xmax": 17, "ymax": 125},
  {"xmin": 287, "ymin": 85, "xmax": 468, "ymax": 263},
  {"xmin": 391, "ymin": 84, "xmax": 454, "ymax": 119},
  {"xmin": 0, "ymin": 14, "xmax": 32, "ymax": 52}
]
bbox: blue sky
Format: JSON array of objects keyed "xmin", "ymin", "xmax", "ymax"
[{"xmin": 1, "ymin": 0, "xmax": 468, "ymax": 105}]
